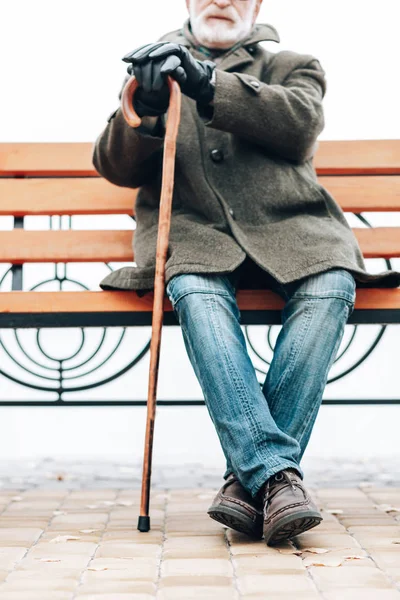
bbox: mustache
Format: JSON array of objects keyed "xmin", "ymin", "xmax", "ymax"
[{"xmin": 201, "ymin": 6, "xmax": 238, "ymax": 22}]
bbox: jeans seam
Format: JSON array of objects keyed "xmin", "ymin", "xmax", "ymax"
[
  {"xmin": 296, "ymin": 300, "xmax": 350, "ymax": 449},
  {"xmin": 267, "ymin": 298, "xmax": 314, "ymax": 412},
  {"xmin": 206, "ymin": 291, "xmax": 283, "ymax": 474}
]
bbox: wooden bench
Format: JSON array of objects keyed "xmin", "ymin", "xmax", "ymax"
[{"xmin": 0, "ymin": 140, "xmax": 399, "ymax": 403}]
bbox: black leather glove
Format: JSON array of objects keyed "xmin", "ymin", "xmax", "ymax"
[
  {"xmin": 123, "ymin": 48, "xmax": 181, "ymax": 117},
  {"xmin": 123, "ymin": 42, "xmax": 216, "ymax": 106}
]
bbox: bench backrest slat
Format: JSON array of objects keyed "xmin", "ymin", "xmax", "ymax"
[
  {"xmin": 1, "ymin": 140, "xmax": 400, "ymax": 176},
  {"xmin": 0, "ymin": 228, "xmax": 398, "ymax": 263},
  {"xmin": 0, "ymin": 175, "xmax": 399, "ymax": 217}
]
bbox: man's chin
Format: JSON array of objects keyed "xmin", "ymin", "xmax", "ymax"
[{"xmin": 194, "ymin": 24, "xmax": 242, "ymax": 49}]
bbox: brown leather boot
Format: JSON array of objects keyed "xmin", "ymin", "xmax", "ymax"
[
  {"xmin": 207, "ymin": 473, "xmax": 263, "ymax": 538},
  {"xmin": 259, "ymin": 467, "xmax": 323, "ymax": 546}
]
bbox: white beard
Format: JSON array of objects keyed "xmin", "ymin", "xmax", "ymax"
[{"xmin": 188, "ymin": 0, "xmax": 257, "ymax": 49}]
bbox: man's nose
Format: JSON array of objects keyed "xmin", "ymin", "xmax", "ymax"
[{"xmin": 212, "ymin": 0, "xmax": 232, "ymax": 8}]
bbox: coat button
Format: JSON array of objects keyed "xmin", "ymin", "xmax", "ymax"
[
  {"xmin": 228, "ymin": 207, "xmax": 235, "ymax": 219},
  {"xmin": 210, "ymin": 149, "xmax": 224, "ymax": 163}
]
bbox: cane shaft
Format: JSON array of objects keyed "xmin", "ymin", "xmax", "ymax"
[{"xmin": 120, "ymin": 75, "xmax": 181, "ymax": 524}]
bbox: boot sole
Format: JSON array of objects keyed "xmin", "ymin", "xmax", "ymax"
[
  {"xmin": 208, "ymin": 504, "xmax": 263, "ymax": 539},
  {"xmin": 264, "ymin": 510, "xmax": 323, "ymax": 546}
]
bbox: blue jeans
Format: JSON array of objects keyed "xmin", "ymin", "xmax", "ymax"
[{"xmin": 165, "ymin": 259, "xmax": 356, "ymax": 498}]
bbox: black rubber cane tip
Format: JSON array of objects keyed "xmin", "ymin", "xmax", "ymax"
[{"xmin": 137, "ymin": 516, "xmax": 151, "ymax": 532}]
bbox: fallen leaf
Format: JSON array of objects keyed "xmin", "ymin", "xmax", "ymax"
[
  {"xmin": 392, "ymin": 541, "xmax": 400, "ymax": 544},
  {"xmin": 325, "ymin": 509, "xmax": 344, "ymax": 515},
  {"xmin": 88, "ymin": 567, "xmax": 108, "ymax": 571},
  {"xmin": 277, "ymin": 547, "xmax": 303, "ymax": 555},
  {"xmin": 56, "ymin": 473, "xmax": 65, "ymax": 481},
  {"xmin": 376, "ymin": 504, "xmax": 400, "ymax": 513},
  {"xmin": 38, "ymin": 558, "xmax": 62, "ymax": 562},
  {"xmin": 79, "ymin": 529, "xmax": 102, "ymax": 534},
  {"xmin": 49, "ymin": 535, "xmax": 81, "ymax": 543},
  {"xmin": 344, "ymin": 554, "xmax": 365, "ymax": 560},
  {"xmin": 302, "ymin": 547, "xmax": 330, "ymax": 554},
  {"xmin": 303, "ymin": 555, "xmax": 344, "ymax": 567}
]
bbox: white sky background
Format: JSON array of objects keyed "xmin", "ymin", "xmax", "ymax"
[
  {"xmin": 0, "ymin": 1, "xmax": 399, "ymax": 465},
  {"xmin": 1, "ymin": 0, "xmax": 400, "ymax": 141}
]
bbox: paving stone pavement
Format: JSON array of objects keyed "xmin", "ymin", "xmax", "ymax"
[{"xmin": 0, "ymin": 458, "xmax": 399, "ymax": 599}]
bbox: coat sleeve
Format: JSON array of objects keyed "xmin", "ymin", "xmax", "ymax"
[
  {"xmin": 92, "ymin": 75, "xmax": 165, "ymax": 188},
  {"xmin": 197, "ymin": 52, "xmax": 327, "ymax": 163}
]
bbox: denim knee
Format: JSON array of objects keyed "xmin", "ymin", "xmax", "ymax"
[
  {"xmin": 285, "ymin": 268, "xmax": 356, "ymax": 310},
  {"xmin": 166, "ymin": 273, "xmax": 236, "ymax": 310}
]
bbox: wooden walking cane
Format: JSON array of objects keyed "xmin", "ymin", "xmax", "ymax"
[{"xmin": 120, "ymin": 75, "xmax": 182, "ymax": 532}]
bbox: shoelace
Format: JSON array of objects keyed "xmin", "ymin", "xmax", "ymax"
[{"xmin": 262, "ymin": 470, "xmax": 299, "ymax": 505}]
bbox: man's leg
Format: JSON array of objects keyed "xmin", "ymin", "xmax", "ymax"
[
  {"xmin": 165, "ymin": 272, "xmax": 303, "ymax": 499},
  {"xmin": 262, "ymin": 268, "xmax": 356, "ymax": 463}
]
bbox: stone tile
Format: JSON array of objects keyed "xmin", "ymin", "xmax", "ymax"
[
  {"xmin": 76, "ymin": 595, "xmax": 155, "ymax": 600},
  {"xmin": 160, "ymin": 558, "xmax": 233, "ymax": 577},
  {"xmin": 295, "ymin": 533, "xmax": 360, "ymax": 550},
  {"xmin": 0, "ymin": 518, "xmax": 50, "ymax": 529},
  {"xmin": 158, "ymin": 576, "xmax": 233, "ymax": 588},
  {"xmin": 0, "ymin": 578, "xmax": 78, "ymax": 591},
  {"xmin": 387, "ymin": 567, "xmax": 400, "ymax": 581},
  {"xmin": 237, "ymin": 574, "xmax": 316, "ymax": 595},
  {"xmin": 0, "ymin": 547, "xmax": 28, "ymax": 570},
  {"xmin": 0, "ymin": 529, "xmax": 43, "ymax": 547},
  {"xmin": 226, "ymin": 530, "xmax": 292, "ymax": 555},
  {"xmin": 323, "ymin": 590, "xmax": 400, "ymax": 600},
  {"xmin": 28, "ymin": 542, "xmax": 97, "ymax": 557},
  {"xmin": 353, "ymin": 533, "xmax": 400, "ymax": 547},
  {"xmin": 300, "ymin": 548, "xmax": 373, "ymax": 568},
  {"xmin": 241, "ymin": 594, "xmax": 320, "ymax": 600},
  {"xmin": 0, "ymin": 593, "xmax": 73, "ymax": 600},
  {"xmin": 163, "ymin": 536, "xmax": 225, "ymax": 550},
  {"xmin": 233, "ymin": 553, "xmax": 306, "ymax": 574},
  {"xmin": 51, "ymin": 514, "xmax": 108, "ymax": 527},
  {"xmin": 0, "ymin": 571, "xmax": 9, "ymax": 583},
  {"xmin": 81, "ymin": 557, "xmax": 158, "ymax": 580},
  {"xmin": 367, "ymin": 549, "xmax": 400, "ymax": 569},
  {"xmin": 94, "ymin": 543, "xmax": 161, "ymax": 559},
  {"xmin": 77, "ymin": 581, "xmax": 156, "ymax": 594},
  {"xmin": 156, "ymin": 588, "xmax": 238, "ymax": 600},
  {"xmin": 6, "ymin": 568, "xmax": 82, "ymax": 580},
  {"xmin": 102, "ymin": 531, "xmax": 162, "ymax": 544},
  {"xmin": 16, "ymin": 554, "xmax": 91, "ymax": 570},
  {"xmin": 162, "ymin": 547, "xmax": 228, "ymax": 560},
  {"xmin": 309, "ymin": 566, "xmax": 393, "ymax": 590}
]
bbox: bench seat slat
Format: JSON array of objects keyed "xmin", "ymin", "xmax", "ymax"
[
  {"xmin": 0, "ymin": 176, "xmax": 400, "ymax": 216},
  {"xmin": 0, "ymin": 228, "xmax": 399, "ymax": 263},
  {"xmin": 0, "ymin": 289, "xmax": 398, "ymax": 314},
  {"xmin": 1, "ymin": 140, "xmax": 400, "ymax": 176}
]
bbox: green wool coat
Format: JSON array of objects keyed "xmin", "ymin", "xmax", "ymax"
[{"xmin": 93, "ymin": 19, "xmax": 400, "ymax": 295}]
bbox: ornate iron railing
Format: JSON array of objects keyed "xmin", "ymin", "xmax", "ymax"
[{"xmin": 0, "ymin": 212, "xmax": 398, "ymax": 405}]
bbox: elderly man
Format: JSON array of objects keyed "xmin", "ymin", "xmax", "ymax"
[{"xmin": 92, "ymin": 0, "xmax": 400, "ymax": 545}]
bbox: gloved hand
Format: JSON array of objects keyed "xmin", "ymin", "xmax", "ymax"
[
  {"xmin": 123, "ymin": 42, "xmax": 216, "ymax": 106},
  {"xmin": 123, "ymin": 49, "xmax": 181, "ymax": 117}
]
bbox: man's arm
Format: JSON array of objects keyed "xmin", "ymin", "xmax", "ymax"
[
  {"xmin": 92, "ymin": 75, "xmax": 165, "ymax": 189},
  {"xmin": 197, "ymin": 52, "xmax": 326, "ymax": 164}
]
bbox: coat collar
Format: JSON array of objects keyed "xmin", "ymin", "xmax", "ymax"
[{"xmin": 161, "ymin": 19, "xmax": 280, "ymax": 71}]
